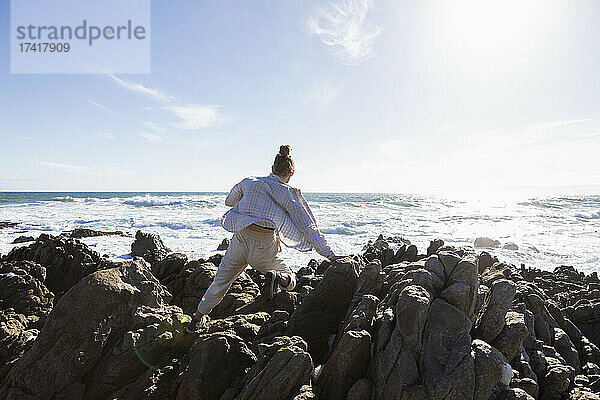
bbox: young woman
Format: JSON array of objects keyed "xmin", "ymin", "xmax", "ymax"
[{"xmin": 186, "ymin": 145, "xmax": 339, "ymax": 332}]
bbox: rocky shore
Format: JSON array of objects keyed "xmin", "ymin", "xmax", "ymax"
[{"xmin": 0, "ymin": 232, "xmax": 599, "ymax": 400}]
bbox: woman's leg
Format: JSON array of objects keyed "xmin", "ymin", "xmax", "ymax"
[
  {"xmin": 266, "ymin": 255, "xmax": 296, "ymax": 291},
  {"xmin": 197, "ymin": 233, "xmax": 248, "ymax": 315},
  {"xmin": 248, "ymin": 236, "xmax": 296, "ymax": 291}
]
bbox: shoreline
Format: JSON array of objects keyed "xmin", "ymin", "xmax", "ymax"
[{"xmin": 1, "ymin": 222, "xmax": 598, "ymax": 275}]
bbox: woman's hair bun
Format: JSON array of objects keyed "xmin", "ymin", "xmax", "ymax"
[
  {"xmin": 279, "ymin": 144, "xmax": 292, "ymax": 157},
  {"xmin": 273, "ymin": 144, "xmax": 295, "ymax": 177}
]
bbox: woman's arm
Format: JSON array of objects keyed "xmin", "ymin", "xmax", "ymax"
[
  {"xmin": 283, "ymin": 191, "xmax": 335, "ymax": 259},
  {"xmin": 225, "ymin": 182, "xmax": 243, "ymax": 207},
  {"xmin": 304, "ymin": 225, "xmax": 335, "ymax": 260}
]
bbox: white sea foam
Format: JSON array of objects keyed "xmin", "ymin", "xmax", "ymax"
[
  {"xmin": 0, "ymin": 193, "xmax": 598, "ymax": 273},
  {"xmin": 50, "ymin": 196, "xmax": 75, "ymax": 202},
  {"xmin": 202, "ymin": 218, "xmax": 222, "ymax": 227},
  {"xmin": 321, "ymin": 226, "xmax": 366, "ymax": 235},
  {"xmin": 576, "ymin": 210, "xmax": 600, "ymax": 220},
  {"xmin": 123, "ymin": 197, "xmax": 185, "ymax": 207}
]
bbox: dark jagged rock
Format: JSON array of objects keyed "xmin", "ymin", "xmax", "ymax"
[
  {"xmin": 477, "ymin": 251, "xmax": 499, "ymax": 273},
  {"xmin": 0, "ymin": 309, "xmax": 38, "ymax": 374},
  {"xmin": 237, "ymin": 289, "xmax": 300, "ymax": 316},
  {"xmin": 0, "ymin": 222, "xmax": 18, "ymax": 229},
  {"xmin": 110, "ymin": 360, "xmax": 180, "ymax": 400},
  {"xmin": 217, "ymin": 238, "xmax": 230, "ymax": 250},
  {"xmin": 348, "ymin": 260, "xmax": 385, "ymax": 312},
  {"xmin": 427, "ymin": 238, "xmax": 444, "ymax": 256},
  {"xmin": 0, "ymin": 260, "xmax": 53, "ymax": 381},
  {"xmin": 475, "ymin": 237, "xmax": 501, "ymax": 248},
  {"xmin": 0, "ymin": 259, "xmax": 181, "ymax": 400},
  {"xmin": 346, "ymin": 378, "xmax": 373, "ymax": 400},
  {"xmin": 541, "ymin": 364, "xmax": 575, "ymax": 400},
  {"xmin": 130, "ymin": 230, "xmax": 172, "ymax": 264},
  {"xmin": 0, "ymin": 236, "xmax": 598, "ymax": 400},
  {"xmin": 70, "ymin": 228, "xmax": 129, "ymax": 238},
  {"xmin": 363, "ymin": 235, "xmax": 420, "ymax": 268},
  {"xmin": 11, "ymin": 236, "xmax": 34, "ymax": 244},
  {"xmin": 473, "ymin": 279, "xmax": 517, "ymax": 343},
  {"xmin": 570, "ymin": 388, "xmax": 600, "ymax": 399},
  {"xmin": 0, "ymin": 261, "xmax": 53, "ymax": 322},
  {"xmin": 150, "ymin": 253, "xmax": 260, "ymax": 319},
  {"xmin": 511, "ymin": 376, "xmax": 539, "ymax": 398},
  {"xmin": 222, "ymin": 336, "xmax": 314, "ymax": 400},
  {"xmin": 402, "ymin": 244, "xmax": 419, "ymax": 262},
  {"xmin": 373, "ymin": 293, "xmax": 422, "ymax": 398},
  {"xmin": 318, "ymin": 293, "xmax": 378, "ymax": 399},
  {"xmin": 317, "ymin": 329, "xmax": 371, "ymax": 400},
  {"xmin": 255, "ymin": 310, "xmax": 290, "ymax": 344},
  {"xmin": 206, "ymin": 253, "xmax": 224, "ymax": 267},
  {"xmin": 152, "ymin": 252, "xmax": 188, "ymax": 283},
  {"xmin": 286, "ymin": 257, "xmax": 360, "ymax": 365},
  {"xmin": 292, "ymin": 385, "xmax": 318, "ymax": 400},
  {"xmin": 565, "ymin": 299, "xmax": 600, "ymax": 349},
  {"xmin": 176, "ymin": 332, "xmax": 257, "ymax": 400},
  {"xmin": 503, "ymin": 242, "xmax": 519, "ymax": 250},
  {"xmin": 4, "ymin": 234, "xmax": 105, "ymax": 298},
  {"xmin": 490, "ymin": 386, "xmax": 535, "ymax": 399},
  {"xmin": 492, "ymin": 311, "xmax": 529, "ymax": 362},
  {"xmin": 521, "ymin": 265, "xmax": 600, "ymax": 309},
  {"xmin": 205, "ymin": 312, "xmax": 270, "ymax": 343},
  {"xmin": 168, "ymin": 260, "xmax": 260, "ymax": 318},
  {"xmin": 421, "ymin": 298, "xmax": 475, "ymax": 399},
  {"xmin": 386, "ymin": 236, "xmax": 411, "ymax": 246},
  {"xmin": 294, "ymin": 265, "xmax": 323, "ymax": 292},
  {"xmin": 372, "ymin": 244, "xmax": 502, "ymax": 400},
  {"xmin": 472, "ymin": 339, "xmax": 510, "ymax": 400},
  {"xmin": 338, "ymin": 294, "xmax": 378, "ymax": 339},
  {"xmin": 442, "ymin": 250, "xmax": 479, "ymax": 315}
]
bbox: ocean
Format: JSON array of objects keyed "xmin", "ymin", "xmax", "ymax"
[{"xmin": 0, "ymin": 192, "xmax": 599, "ymax": 273}]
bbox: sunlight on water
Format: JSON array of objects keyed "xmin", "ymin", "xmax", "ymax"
[{"xmin": 1, "ymin": 192, "xmax": 598, "ymax": 273}]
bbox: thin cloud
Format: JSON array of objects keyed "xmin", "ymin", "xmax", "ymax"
[
  {"xmin": 106, "ymin": 75, "xmax": 232, "ymax": 131},
  {"xmin": 39, "ymin": 161, "xmax": 134, "ymax": 177},
  {"xmin": 108, "ymin": 74, "xmax": 175, "ymax": 103},
  {"xmin": 308, "ymin": 0, "xmax": 382, "ymax": 64},
  {"xmin": 142, "ymin": 121, "xmax": 166, "ymax": 134},
  {"xmin": 101, "ymin": 132, "xmax": 116, "ymax": 140},
  {"xmin": 19, "ymin": 136, "xmax": 39, "ymax": 142},
  {"xmin": 88, "ymin": 99, "xmax": 110, "ymax": 112},
  {"xmin": 78, "ymin": 131, "xmax": 117, "ymax": 141},
  {"xmin": 163, "ymin": 105, "xmax": 231, "ymax": 130},
  {"xmin": 138, "ymin": 132, "xmax": 163, "ymax": 143},
  {"xmin": 304, "ymin": 81, "xmax": 340, "ymax": 106},
  {"xmin": 461, "ymin": 118, "xmax": 598, "ymax": 148}
]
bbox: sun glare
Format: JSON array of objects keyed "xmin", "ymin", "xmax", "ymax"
[{"xmin": 434, "ymin": 0, "xmax": 559, "ymax": 70}]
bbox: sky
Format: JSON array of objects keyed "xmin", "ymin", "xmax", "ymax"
[{"xmin": 1, "ymin": 0, "xmax": 599, "ymax": 194}]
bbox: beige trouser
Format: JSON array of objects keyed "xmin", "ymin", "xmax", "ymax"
[{"xmin": 197, "ymin": 226, "xmax": 296, "ymax": 315}]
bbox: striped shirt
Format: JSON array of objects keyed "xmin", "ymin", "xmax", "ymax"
[{"xmin": 221, "ymin": 174, "xmax": 334, "ymax": 259}]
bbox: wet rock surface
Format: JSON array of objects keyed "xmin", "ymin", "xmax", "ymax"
[
  {"xmin": 10, "ymin": 236, "xmax": 34, "ymax": 244},
  {"xmin": 0, "ymin": 222, "xmax": 18, "ymax": 230},
  {"xmin": 70, "ymin": 228, "xmax": 129, "ymax": 239},
  {"xmin": 0, "ymin": 233, "xmax": 598, "ymax": 399},
  {"xmin": 130, "ymin": 230, "xmax": 172, "ymax": 264}
]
